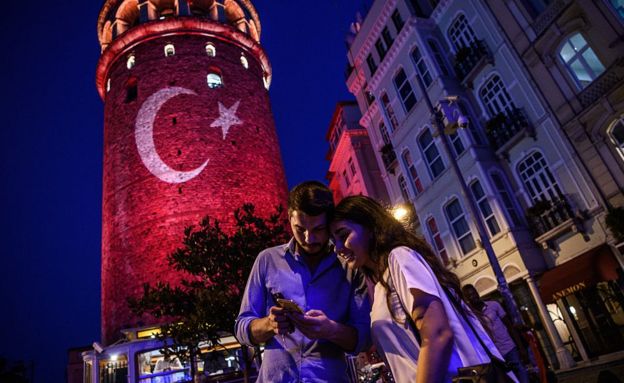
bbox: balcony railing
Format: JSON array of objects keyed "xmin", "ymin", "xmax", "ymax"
[
  {"xmin": 484, "ymin": 107, "xmax": 534, "ymax": 151},
  {"xmin": 380, "ymin": 144, "xmax": 398, "ymax": 174},
  {"xmin": 526, "ymin": 198, "xmax": 575, "ymax": 237},
  {"xmin": 453, "ymin": 39, "xmax": 492, "ymax": 82},
  {"xmin": 578, "ymin": 59, "xmax": 624, "ymax": 108},
  {"xmin": 531, "ymin": 0, "xmax": 571, "ymax": 37}
]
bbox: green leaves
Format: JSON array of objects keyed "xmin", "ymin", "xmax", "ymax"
[{"xmin": 127, "ymin": 203, "xmax": 289, "ymax": 365}]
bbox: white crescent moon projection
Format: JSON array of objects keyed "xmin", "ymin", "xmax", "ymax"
[{"xmin": 135, "ymin": 87, "xmax": 209, "ymax": 184}]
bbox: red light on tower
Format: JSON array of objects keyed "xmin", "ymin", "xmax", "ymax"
[{"xmin": 96, "ymin": 0, "xmax": 287, "ymax": 344}]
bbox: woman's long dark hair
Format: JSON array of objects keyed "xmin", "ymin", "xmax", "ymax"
[{"xmin": 332, "ymin": 195, "xmax": 469, "ymax": 322}]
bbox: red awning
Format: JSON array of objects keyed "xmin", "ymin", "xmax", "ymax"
[{"xmin": 539, "ymin": 245, "xmax": 620, "ymax": 304}]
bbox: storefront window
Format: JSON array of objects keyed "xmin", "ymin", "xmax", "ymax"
[{"xmin": 560, "ymin": 281, "xmax": 624, "ymax": 357}]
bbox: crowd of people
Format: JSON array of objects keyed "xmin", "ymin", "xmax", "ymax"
[{"xmin": 235, "ymin": 181, "xmax": 549, "ymax": 383}]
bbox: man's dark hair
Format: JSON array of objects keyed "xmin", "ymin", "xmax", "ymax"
[{"xmin": 288, "ymin": 181, "xmax": 334, "ymax": 216}]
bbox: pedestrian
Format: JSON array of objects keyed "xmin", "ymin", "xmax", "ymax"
[
  {"xmin": 330, "ymin": 195, "xmax": 516, "ymax": 382},
  {"xmin": 235, "ymin": 181, "xmax": 371, "ymax": 382},
  {"xmin": 462, "ymin": 284, "xmax": 530, "ymax": 383}
]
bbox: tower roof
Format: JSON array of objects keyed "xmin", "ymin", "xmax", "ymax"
[{"xmin": 97, "ymin": 0, "xmax": 262, "ymax": 50}]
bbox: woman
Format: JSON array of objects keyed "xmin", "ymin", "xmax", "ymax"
[{"xmin": 330, "ymin": 195, "xmax": 515, "ymax": 383}]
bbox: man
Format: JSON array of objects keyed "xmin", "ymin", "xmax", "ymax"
[
  {"xmin": 235, "ymin": 181, "xmax": 370, "ymax": 382},
  {"xmin": 462, "ymin": 284, "xmax": 530, "ymax": 383}
]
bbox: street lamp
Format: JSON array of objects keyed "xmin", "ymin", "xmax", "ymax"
[{"xmin": 412, "ymin": 74, "xmax": 523, "ymax": 325}]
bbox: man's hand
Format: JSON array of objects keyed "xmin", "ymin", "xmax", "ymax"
[
  {"xmin": 268, "ymin": 306, "xmax": 294, "ymax": 335},
  {"xmin": 249, "ymin": 306, "xmax": 293, "ymax": 344},
  {"xmin": 288, "ymin": 309, "xmax": 336, "ymax": 339}
]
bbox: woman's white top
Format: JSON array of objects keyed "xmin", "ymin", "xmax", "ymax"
[{"xmin": 370, "ymin": 246, "xmax": 512, "ymax": 383}]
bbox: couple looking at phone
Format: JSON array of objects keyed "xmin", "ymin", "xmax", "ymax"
[{"xmin": 235, "ymin": 181, "xmax": 513, "ymax": 383}]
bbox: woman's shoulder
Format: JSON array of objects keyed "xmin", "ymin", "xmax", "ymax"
[
  {"xmin": 389, "ymin": 246, "xmax": 423, "ymax": 261},
  {"xmin": 388, "ymin": 246, "xmax": 429, "ymax": 271}
]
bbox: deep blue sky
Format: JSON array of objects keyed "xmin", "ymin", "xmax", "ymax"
[{"xmin": 0, "ymin": 1, "xmax": 368, "ymax": 381}]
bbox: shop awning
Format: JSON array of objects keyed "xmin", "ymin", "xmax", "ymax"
[{"xmin": 539, "ymin": 245, "xmax": 620, "ymax": 304}]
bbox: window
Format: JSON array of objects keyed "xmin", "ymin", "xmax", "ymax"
[
  {"xmin": 411, "ymin": 47, "xmax": 433, "ymax": 87},
  {"xmin": 126, "ymin": 54, "xmax": 136, "ymax": 69},
  {"xmin": 375, "ymin": 27, "xmax": 394, "ymax": 60},
  {"xmin": 207, "ymin": 72, "xmax": 223, "ymax": 88},
  {"xmin": 375, "ymin": 39, "xmax": 387, "ymax": 60},
  {"xmin": 428, "ymin": 39, "xmax": 449, "ymax": 76},
  {"xmin": 382, "ymin": 27, "xmax": 394, "ymax": 49},
  {"xmin": 164, "ymin": 43, "xmax": 175, "ymax": 57},
  {"xmin": 426, "ymin": 216, "xmax": 449, "ymax": 265},
  {"xmin": 517, "ymin": 151, "xmax": 563, "ymax": 202},
  {"xmin": 137, "ymin": 349, "xmax": 187, "ymax": 382},
  {"xmin": 240, "ymin": 54, "xmax": 248, "ymax": 69},
  {"xmin": 470, "ymin": 180, "xmax": 501, "ymax": 236},
  {"xmin": 448, "ymin": 14, "xmax": 477, "ymax": 50},
  {"xmin": 393, "ymin": 68, "xmax": 417, "ymax": 112},
  {"xmin": 418, "ymin": 128, "xmax": 445, "ymax": 178},
  {"xmin": 445, "ymin": 198, "xmax": 476, "ymax": 255},
  {"xmin": 559, "ymin": 33, "xmax": 605, "ymax": 89},
  {"xmin": 480, "ymin": 75, "xmax": 515, "ymax": 116},
  {"xmin": 609, "ymin": 0, "xmax": 624, "ymax": 20},
  {"xmin": 348, "ymin": 157, "xmax": 357, "ymax": 176},
  {"xmin": 401, "ymin": 150, "xmax": 424, "ymax": 195},
  {"xmin": 205, "ymin": 43, "xmax": 216, "ymax": 57},
  {"xmin": 391, "ymin": 9, "xmax": 404, "ymax": 32},
  {"xmin": 398, "ymin": 174, "xmax": 410, "ymax": 201},
  {"xmin": 448, "ymin": 131, "xmax": 465, "ymax": 157},
  {"xmin": 380, "ymin": 122, "xmax": 391, "ymax": 145},
  {"xmin": 608, "ymin": 117, "xmax": 624, "ymax": 161},
  {"xmin": 491, "ymin": 172, "xmax": 522, "ymax": 226},
  {"xmin": 381, "ymin": 93, "xmax": 399, "ymax": 131},
  {"xmin": 366, "ymin": 54, "xmax": 378, "ymax": 75},
  {"xmin": 125, "ymin": 77, "xmax": 137, "ymax": 102},
  {"xmin": 343, "ymin": 170, "xmax": 351, "ymax": 188}
]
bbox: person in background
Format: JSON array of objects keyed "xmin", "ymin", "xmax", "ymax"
[
  {"xmin": 235, "ymin": 181, "xmax": 370, "ymax": 383},
  {"xmin": 462, "ymin": 284, "xmax": 530, "ymax": 383}
]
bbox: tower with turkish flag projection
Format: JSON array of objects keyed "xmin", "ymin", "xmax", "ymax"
[{"xmin": 96, "ymin": 0, "xmax": 288, "ymax": 344}]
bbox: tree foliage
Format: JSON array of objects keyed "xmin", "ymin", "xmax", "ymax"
[{"xmin": 128, "ymin": 203, "xmax": 289, "ymax": 370}]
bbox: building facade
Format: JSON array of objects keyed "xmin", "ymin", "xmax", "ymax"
[
  {"xmin": 483, "ymin": 0, "xmax": 624, "ymax": 366},
  {"xmin": 96, "ymin": 0, "xmax": 288, "ymax": 345},
  {"xmin": 326, "ymin": 101, "xmax": 390, "ymax": 204},
  {"xmin": 344, "ymin": 0, "xmax": 624, "ymax": 371}
]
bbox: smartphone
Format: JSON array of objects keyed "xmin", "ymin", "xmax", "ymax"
[{"xmin": 276, "ymin": 298, "xmax": 304, "ymax": 314}]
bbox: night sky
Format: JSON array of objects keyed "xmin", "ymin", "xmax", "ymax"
[{"xmin": 0, "ymin": 1, "xmax": 368, "ymax": 381}]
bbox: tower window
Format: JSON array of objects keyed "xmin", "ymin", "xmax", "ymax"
[
  {"xmin": 164, "ymin": 44, "xmax": 175, "ymax": 57},
  {"xmin": 126, "ymin": 77, "xmax": 138, "ymax": 103},
  {"xmin": 205, "ymin": 43, "xmax": 216, "ymax": 57},
  {"xmin": 207, "ymin": 73, "xmax": 223, "ymax": 89},
  {"xmin": 240, "ymin": 55, "xmax": 249, "ymax": 69},
  {"xmin": 127, "ymin": 54, "xmax": 136, "ymax": 69},
  {"xmin": 263, "ymin": 75, "xmax": 271, "ymax": 90}
]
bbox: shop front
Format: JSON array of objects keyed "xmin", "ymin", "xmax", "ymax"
[{"xmin": 538, "ymin": 245, "xmax": 624, "ymax": 362}]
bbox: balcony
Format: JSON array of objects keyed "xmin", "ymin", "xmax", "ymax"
[
  {"xmin": 531, "ymin": 0, "xmax": 571, "ymax": 38},
  {"xmin": 380, "ymin": 143, "xmax": 398, "ymax": 174},
  {"xmin": 453, "ymin": 39, "xmax": 493, "ymax": 85},
  {"xmin": 577, "ymin": 58, "xmax": 624, "ymax": 109},
  {"xmin": 526, "ymin": 197, "xmax": 585, "ymax": 248},
  {"xmin": 484, "ymin": 107, "xmax": 536, "ymax": 156}
]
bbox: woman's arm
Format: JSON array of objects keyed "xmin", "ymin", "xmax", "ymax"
[{"xmin": 410, "ymin": 288, "xmax": 455, "ymax": 383}]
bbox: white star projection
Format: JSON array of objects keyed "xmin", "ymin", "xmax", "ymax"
[
  {"xmin": 210, "ymin": 101, "xmax": 242, "ymax": 140},
  {"xmin": 135, "ymin": 88, "xmax": 244, "ymax": 184}
]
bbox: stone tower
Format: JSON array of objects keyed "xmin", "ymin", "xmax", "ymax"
[{"xmin": 95, "ymin": 0, "xmax": 288, "ymax": 344}]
